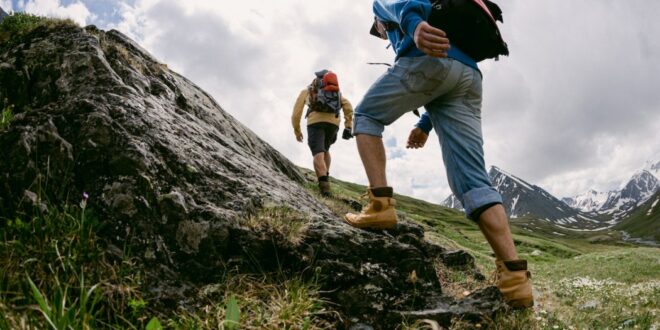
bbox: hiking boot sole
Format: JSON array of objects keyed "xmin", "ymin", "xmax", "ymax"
[{"xmin": 343, "ymin": 215, "xmax": 397, "ymax": 230}]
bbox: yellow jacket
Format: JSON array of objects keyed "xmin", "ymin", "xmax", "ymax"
[{"xmin": 291, "ymin": 89, "xmax": 353, "ymax": 139}]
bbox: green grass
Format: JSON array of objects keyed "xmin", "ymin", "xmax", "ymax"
[
  {"xmin": 533, "ymin": 248, "xmax": 659, "ymax": 329},
  {"xmin": 0, "ymin": 12, "xmax": 76, "ymax": 46},
  {"xmin": 309, "ymin": 168, "xmax": 660, "ymax": 329},
  {"xmin": 0, "ymin": 196, "xmax": 148, "ymax": 329},
  {"xmin": 0, "ymin": 194, "xmax": 334, "ymax": 329},
  {"xmin": 168, "ymin": 273, "xmax": 334, "ymax": 329},
  {"xmin": 0, "ymin": 104, "xmax": 12, "ymax": 130}
]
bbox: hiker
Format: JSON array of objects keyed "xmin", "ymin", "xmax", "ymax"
[
  {"xmin": 345, "ymin": 0, "xmax": 533, "ymax": 308},
  {"xmin": 291, "ymin": 69, "xmax": 354, "ymax": 197}
]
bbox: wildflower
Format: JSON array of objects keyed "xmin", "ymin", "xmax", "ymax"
[{"xmin": 80, "ymin": 192, "xmax": 89, "ymax": 209}]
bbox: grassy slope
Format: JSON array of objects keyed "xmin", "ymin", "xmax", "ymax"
[
  {"xmin": 311, "ymin": 169, "xmax": 660, "ymax": 329},
  {"xmin": 615, "ymin": 191, "xmax": 660, "ymax": 242}
]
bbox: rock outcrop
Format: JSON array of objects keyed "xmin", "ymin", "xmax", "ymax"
[
  {"xmin": 0, "ymin": 23, "xmax": 503, "ymax": 328},
  {"xmin": 0, "ymin": 7, "xmax": 7, "ymax": 22}
]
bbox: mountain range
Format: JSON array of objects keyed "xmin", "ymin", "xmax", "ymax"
[
  {"xmin": 442, "ymin": 160, "xmax": 660, "ymax": 232},
  {"xmin": 563, "ymin": 160, "xmax": 660, "ymax": 221}
]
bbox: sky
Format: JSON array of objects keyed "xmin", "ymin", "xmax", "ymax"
[{"xmin": 3, "ymin": 0, "xmax": 659, "ymax": 203}]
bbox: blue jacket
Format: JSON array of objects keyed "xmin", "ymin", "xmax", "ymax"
[
  {"xmin": 416, "ymin": 112, "xmax": 433, "ymax": 134},
  {"xmin": 373, "ymin": 0, "xmax": 478, "ymax": 71},
  {"xmin": 374, "ymin": 0, "xmax": 480, "ymax": 134}
]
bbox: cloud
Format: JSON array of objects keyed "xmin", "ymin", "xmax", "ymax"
[
  {"xmin": 0, "ymin": 1, "xmax": 12, "ymax": 12},
  {"xmin": 76, "ymin": 0, "xmax": 660, "ymax": 203},
  {"xmin": 21, "ymin": 0, "xmax": 92, "ymax": 25}
]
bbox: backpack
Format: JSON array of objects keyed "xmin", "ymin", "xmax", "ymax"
[
  {"xmin": 428, "ymin": 0, "xmax": 509, "ymax": 62},
  {"xmin": 306, "ymin": 70, "xmax": 342, "ymax": 118},
  {"xmin": 369, "ymin": 0, "xmax": 509, "ymax": 62}
]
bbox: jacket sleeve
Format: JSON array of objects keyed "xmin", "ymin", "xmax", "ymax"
[
  {"xmin": 341, "ymin": 96, "xmax": 354, "ymax": 129},
  {"xmin": 291, "ymin": 89, "xmax": 308, "ymax": 138},
  {"xmin": 373, "ymin": 0, "xmax": 432, "ymax": 37},
  {"xmin": 415, "ymin": 111, "xmax": 433, "ymax": 134}
]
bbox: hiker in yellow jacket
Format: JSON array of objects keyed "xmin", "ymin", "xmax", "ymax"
[{"xmin": 291, "ymin": 70, "xmax": 353, "ymax": 196}]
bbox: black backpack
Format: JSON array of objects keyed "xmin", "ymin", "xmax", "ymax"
[
  {"xmin": 370, "ymin": 0, "xmax": 509, "ymax": 62},
  {"xmin": 428, "ymin": 0, "xmax": 509, "ymax": 62}
]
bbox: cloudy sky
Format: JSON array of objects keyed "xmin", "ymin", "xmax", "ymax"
[{"xmin": 3, "ymin": 0, "xmax": 659, "ymax": 203}]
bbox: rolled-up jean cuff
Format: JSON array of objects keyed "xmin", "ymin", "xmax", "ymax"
[
  {"xmin": 462, "ymin": 187, "xmax": 503, "ymax": 219},
  {"xmin": 353, "ymin": 114, "xmax": 385, "ymax": 137}
]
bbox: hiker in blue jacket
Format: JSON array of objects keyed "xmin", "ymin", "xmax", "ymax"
[{"xmin": 344, "ymin": 0, "xmax": 534, "ymax": 308}]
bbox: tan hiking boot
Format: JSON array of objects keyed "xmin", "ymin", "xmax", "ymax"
[
  {"xmin": 344, "ymin": 187, "xmax": 398, "ymax": 229},
  {"xmin": 495, "ymin": 259, "xmax": 534, "ymax": 308},
  {"xmin": 319, "ymin": 181, "xmax": 331, "ymax": 197}
]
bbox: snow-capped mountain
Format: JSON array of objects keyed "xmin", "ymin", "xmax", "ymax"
[
  {"xmin": 441, "ymin": 194, "xmax": 463, "ymax": 210},
  {"xmin": 645, "ymin": 159, "xmax": 660, "ymax": 178},
  {"xmin": 565, "ymin": 158, "xmax": 660, "ymax": 220},
  {"xmin": 562, "ymin": 189, "xmax": 612, "ymax": 212},
  {"xmin": 599, "ymin": 170, "xmax": 659, "ymax": 219},
  {"xmin": 441, "ymin": 166, "xmax": 604, "ymax": 229}
]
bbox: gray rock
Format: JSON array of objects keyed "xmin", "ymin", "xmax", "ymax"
[
  {"xmin": 0, "ymin": 7, "xmax": 8, "ymax": 22},
  {"xmin": 0, "ymin": 24, "xmax": 504, "ymax": 328},
  {"xmin": 580, "ymin": 299, "xmax": 599, "ymax": 310}
]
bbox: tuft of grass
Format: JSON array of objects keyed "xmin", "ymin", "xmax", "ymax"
[
  {"xmin": 434, "ymin": 261, "xmax": 485, "ymax": 300},
  {"xmin": 243, "ymin": 206, "xmax": 311, "ymax": 246},
  {"xmin": 0, "ymin": 12, "xmax": 77, "ymax": 46},
  {"xmin": 0, "ymin": 196, "xmax": 147, "ymax": 328},
  {"xmin": 0, "ymin": 103, "xmax": 12, "ymax": 130},
  {"xmin": 168, "ymin": 272, "xmax": 335, "ymax": 330}
]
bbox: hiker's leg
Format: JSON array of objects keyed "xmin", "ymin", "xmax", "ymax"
[
  {"xmin": 324, "ymin": 152, "xmax": 331, "ymax": 176},
  {"xmin": 353, "ymin": 56, "xmax": 459, "ymax": 187},
  {"xmin": 308, "ymin": 123, "xmax": 330, "ymax": 178},
  {"xmin": 427, "ymin": 63, "xmax": 532, "ymax": 308},
  {"xmin": 312, "ymin": 152, "xmax": 328, "ymax": 178},
  {"xmin": 322, "ymin": 124, "xmax": 338, "ymax": 176},
  {"xmin": 356, "ymin": 134, "xmax": 387, "ymax": 187},
  {"xmin": 425, "ymin": 65, "xmax": 513, "ymax": 252},
  {"xmin": 478, "ymin": 204, "xmax": 518, "ymax": 260}
]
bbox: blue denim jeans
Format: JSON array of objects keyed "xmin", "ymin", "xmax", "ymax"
[{"xmin": 353, "ymin": 56, "xmax": 502, "ymax": 219}]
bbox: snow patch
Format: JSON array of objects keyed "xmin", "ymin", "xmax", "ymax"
[{"xmin": 647, "ymin": 198, "xmax": 659, "ymax": 216}]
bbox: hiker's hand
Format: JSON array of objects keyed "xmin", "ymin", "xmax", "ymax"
[
  {"xmin": 342, "ymin": 128, "xmax": 353, "ymax": 140},
  {"xmin": 414, "ymin": 21, "xmax": 450, "ymax": 58},
  {"xmin": 406, "ymin": 127, "xmax": 429, "ymax": 149},
  {"xmin": 296, "ymin": 133, "xmax": 303, "ymax": 142}
]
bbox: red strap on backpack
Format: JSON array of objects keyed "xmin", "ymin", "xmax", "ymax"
[
  {"xmin": 322, "ymin": 72, "xmax": 339, "ymax": 92},
  {"xmin": 472, "ymin": 0, "xmax": 495, "ymax": 23}
]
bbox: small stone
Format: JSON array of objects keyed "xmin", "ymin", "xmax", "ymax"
[{"xmin": 580, "ymin": 299, "xmax": 599, "ymax": 310}]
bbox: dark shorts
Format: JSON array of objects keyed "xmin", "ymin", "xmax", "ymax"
[{"xmin": 307, "ymin": 122, "xmax": 339, "ymax": 155}]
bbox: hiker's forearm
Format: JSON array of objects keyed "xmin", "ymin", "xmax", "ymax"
[{"xmin": 373, "ymin": 0, "xmax": 431, "ymax": 37}]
